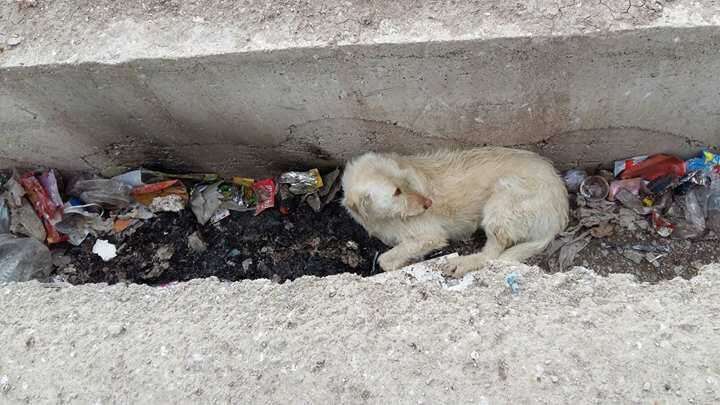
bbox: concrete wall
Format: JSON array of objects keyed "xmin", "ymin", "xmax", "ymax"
[{"xmin": 2, "ymin": 1, "xmax": 719, "ymax": 177}]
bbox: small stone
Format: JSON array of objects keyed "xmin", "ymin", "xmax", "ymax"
[
  {"xmin": 622, "ymin": 249, "xmax": 644, "ymax": 265},
  {"xmin": 0, "ymin": 375, "xmax": 9, "ymax": 393},
  {"xmin": 187, "ymin": 232, "xmax": 207, "ymax": 253},
  {"xmin": 260, "ymin": 246, "xmax": 274, "ymax": 254},
  {"xmin": 550, "ymin": 375, "xmax": 559, "ymax": 383},
  {"xmin": 155, "ymin": 245, "xmax": 174, "ymax": 262},
  {"xmin": 284, "ymin": 222, "xmax": 294, "ymax": 230},
  {"xmin": 242, "ymin": 258, "xmax": 253, "ymax": 271},
  {"xmin": 107, "ymin": 323, "xmax": 126, "ymax": 337},
  {"xmin": 643, "ymin": 382, "xmax": 651, "ymax": 391},
  {"xmin": 7, "ymin": 36, "xmax": 23, "ymax": 47},
  {"xmin": 257, "ymin": 261, "xmax": 270, "ymax": 274},
  {"xmin": 346, "ymin": 240, "xmax": 359, "ymax": 250},
  {"xmin": 227, "ymin": 249, "xmax": 241, "ymax": 258}
]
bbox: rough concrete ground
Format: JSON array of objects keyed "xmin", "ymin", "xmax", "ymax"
[
  {"xmin": 3, "ymin": 0, "xmax": 714, "ymax": 67},
  {"xmin": 1, "ymin": 263, "xmax": 719, "ymax": 404}
]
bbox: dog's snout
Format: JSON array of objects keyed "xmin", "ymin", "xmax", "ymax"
[{"xmin": 423, "ymin": 198, "xmax": 433, "ymax": 209}]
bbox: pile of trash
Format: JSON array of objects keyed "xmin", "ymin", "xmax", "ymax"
[
  {"xmin": 546, "ymin": 150, "xmax": 720, "ymax": 274},
  {"xmin": 0, "ymin": 166, "xmax": 342, "ymax": 282}
]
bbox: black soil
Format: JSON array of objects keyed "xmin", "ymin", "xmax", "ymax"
[
  {"xmin": 56, "ymin": 198, "xmax": 715, "ymax": 285},
  {"xmin": 58, "ymin": 201, "xmax": 485, "ymax": 285}
]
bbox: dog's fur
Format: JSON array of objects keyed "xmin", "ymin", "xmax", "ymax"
[{"xmin": 342, "ymin": 147, "xmax": 569, "ymax": 277}]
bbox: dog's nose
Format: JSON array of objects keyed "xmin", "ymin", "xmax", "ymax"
[{"xmin": 423, "ymin": 198, "xmax": 433, "ymax": 209}]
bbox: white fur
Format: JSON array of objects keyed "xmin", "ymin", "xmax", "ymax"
[{"xmin": 341, "ymin": 147, "xmax": 569, "ymax": 277}]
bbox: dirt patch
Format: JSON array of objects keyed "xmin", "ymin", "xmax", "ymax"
[
  {"xmin": 53, "ymin": 191, "xmax": 715, "ymax": 285},
  {"xmin": 56, "ymin": 200, "xmax": 486, "ymax": 285}
]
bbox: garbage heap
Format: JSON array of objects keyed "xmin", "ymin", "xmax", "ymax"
[
  {"xmin": 548, "ymin": 150, "xmax": 720, "ymax": 271},
  {"xmin": 0, "ymin": 167, "xmax": 341, "ymax": 282}
]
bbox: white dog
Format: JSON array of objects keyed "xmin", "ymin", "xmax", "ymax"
[{"xmin": 342, "ymin": 147, "xmax": 569, "ymax": 277}]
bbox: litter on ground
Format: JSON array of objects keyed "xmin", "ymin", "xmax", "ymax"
[{"xmin": 1, "ymin": 148, "xmax": 719, "ymax": 284}]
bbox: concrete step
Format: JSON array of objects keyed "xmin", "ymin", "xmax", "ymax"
[{"xmin": 1, "ymin": 0, "xmax": 719, "ymax": 176}]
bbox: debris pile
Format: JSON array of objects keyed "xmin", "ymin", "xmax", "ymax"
[
  {"xmin": 0, "ymin": 166, "xmax": 345, "ymax": 283},
  {"xmin": 1, "ymin": 149, "xmax": 719, "ymax": 285},
  {"xmin": 545, "ymin": 150, "xmax": 720, "ymax": 277}
]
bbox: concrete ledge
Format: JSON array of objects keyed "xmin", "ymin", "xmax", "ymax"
[
  {"xmin": 1, "ymin": 263, "xmax": 719, "ymax": 403},
  {"xmin": 2, "ymin": 1, "xmax": 719, "ymax": 175}
]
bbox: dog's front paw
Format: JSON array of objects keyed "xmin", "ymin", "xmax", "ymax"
[
  {"xmin": 440, "ymin": 255, "xmax": 485, "ymax": 278},
  {"xmin": 439, "ymin": 256, "xmax": 467, "ymax": 278},
  {"xmin": 378, "ymin": 251, "xmax": 406, "ymax": 272}
]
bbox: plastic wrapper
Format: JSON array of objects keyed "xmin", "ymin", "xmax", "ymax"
[
  {"xmin": 614, "ymin": 155, "xmax": 647, "ymax": 177},
  {"xmin": 0, "ymin": 197, "xmax": 8, "ymax": 234},
  {"xmin": 277, "ymin": 169, "xmax": 323, "ymax": 195},
  {"xmin": 39, "ymin": 169, "xmax": 63, "ymax": 209},
  {"xmin": 190, "ymin": 182, "xmax": 223, "ymax": 225},
  {"xmin": 3, "ymin": 176, "xmax": 25, "ymax": 208},
  {"xmin": 615, "ymin": 188, "xmax": 652, "ymax": 215},
  {"xmin": 55, "ymin": 204, "xmax": 112, "ymax": 246},
  {"xmin": 579, "ymin": 176, "xmax": 609, "ymax": 200},
  {"xmin": 252, "ymin": 178, "xmax": 276, "ymax": 215},
  {"xmin": 132, "ymin": 180, "xmax": 188, "ymax": 212},
  {"xmin": 647, "ymin": 174, "xmax": 678, "ymax": 194},
  {"xmin": 113, "ymin": 169, "xmax": 219, "ymax": 187},
  {"xmin": 218, "ymin": 183, "xmax": 255, "ymax": 212},
  {"xmin": 651, "ymin": 211, "xmax": 674, "ymax": 237},
  {"xmin": 608, "ymin": 178, "xmax": 646, "ymax": 201},
  {"xmin": 0, "ymin": 234, "xmax": 52, "ymax": 282},
  {"xmin": 70, "ymin": 179, "xmax": 132, "ymax": 208},
  {"xmin": 686, "ymin": 150, "xmax": 720, "ymax": 173},
  {"xmin": 672, "ymin": 188, "xmax": 706, "ymax": 239},
  {"xmin": 9, "ymin": 198, "xmax": 46, "ymax": 241},
  {"xmin": 277, "ymin": 184, "xmax": 295, "ymax": 215},
  {"xmin": 20, "ymin": 174, "xmax": 66, "ymax": 244},
  {"xmin": 562, "ymin": 169, "xmax": 587, "ymax": 193},
  {"xmin": 707, "ymin": 189, "xmax": 720, "ymax": 233},
  {"xmin": 619, "ymin": 154, "xmax": 686, "ymax": 181}
]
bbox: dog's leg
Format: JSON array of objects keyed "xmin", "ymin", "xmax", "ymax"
[
  {"xmin": 378, "ymin": 238, "xmax": 448, "ymax": 272},
  {"xmin": 441, "ymin": 230, "xmax": 509, "ymax": 277},
  {"xmin": 497, "ymin": 237, "xmax": 553, "ymax": 262}
]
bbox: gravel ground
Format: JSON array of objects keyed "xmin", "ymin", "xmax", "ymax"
[{"xmin": 1, "ymin": 262, "xmax": 719, "ymax": 404}]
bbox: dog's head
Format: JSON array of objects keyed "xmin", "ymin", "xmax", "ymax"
[{"xmin": 342, "ymin": 153, "xmax": 433, "ymax": 223}]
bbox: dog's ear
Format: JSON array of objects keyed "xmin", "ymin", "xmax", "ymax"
[{"xmin": 357, "ymin": 193, "xmax": 371, "ymax": 218}]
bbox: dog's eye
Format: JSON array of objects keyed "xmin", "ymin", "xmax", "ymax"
[{"xmin": 393, "ymin": 188, "xmax": 402, "ymax": 196}]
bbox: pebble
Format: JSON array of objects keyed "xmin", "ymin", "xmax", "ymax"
[
  {"xmin": 242, "ymin": 258, "xmax": 253, "ymax": 271},
  {"xmin": 643, "ymin": 382, "xmax": 651, "ymax": 391},
  {"xmin": 622, "ymin": 249, "xmax": 644, "ymax": 265},
  {"xmin": 7, "ymin": 36, "xmax": 23, "ymax": 47},
  {"xmin": 107, "ymin": 323, "xmax": 126, "ymax": 337},
  {"xmin": 550, "ymin": 375, "xmax": 559, "ymax": 383},
  {"xmin": 187, "ymin": 232, "xmax": 207, "ymax": 253},
  {"xmin": 0, "ymin": 375, "xmax": 9, "ymax": 393},
  {"xmin": 346, "ymin": 240, "xmax": 359, "ymax": 250}
]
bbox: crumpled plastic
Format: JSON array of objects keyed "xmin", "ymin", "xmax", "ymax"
[
  {"xmin": 70, "ymin": 179, "xmax": 132, "ymax": 208},
  {"xmin": 277, "ymin": 169, "xmax": 323, "ymax": 195},
  {"xmin": 0, "ymin": 234, "xmax": 52, "ymax": 282},
  {"xmin": 55, "ymin": 204, "xmax": 113, "ymax": 246}
]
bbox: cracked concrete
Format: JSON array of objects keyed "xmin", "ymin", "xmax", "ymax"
[{"xmin": 1, "ymin": 1, "xmax": 720, "ymax": 175}]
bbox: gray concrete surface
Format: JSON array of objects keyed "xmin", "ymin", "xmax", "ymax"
[
  {"xmin": 2, "ymin": 1, "xmax": 720, "ymax": 176},
  {"xmin": 1, "ymin": 262, "xmax": 719, "ymax": 404}
]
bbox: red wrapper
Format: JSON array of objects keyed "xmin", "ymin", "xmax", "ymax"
[
  {"xmin": 20, "ymin": 174, "xmax": 67, "ymax": 244},
  {"xmin": 252, "ymin": 178, "xmax": 276, "ymax": 215}
]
